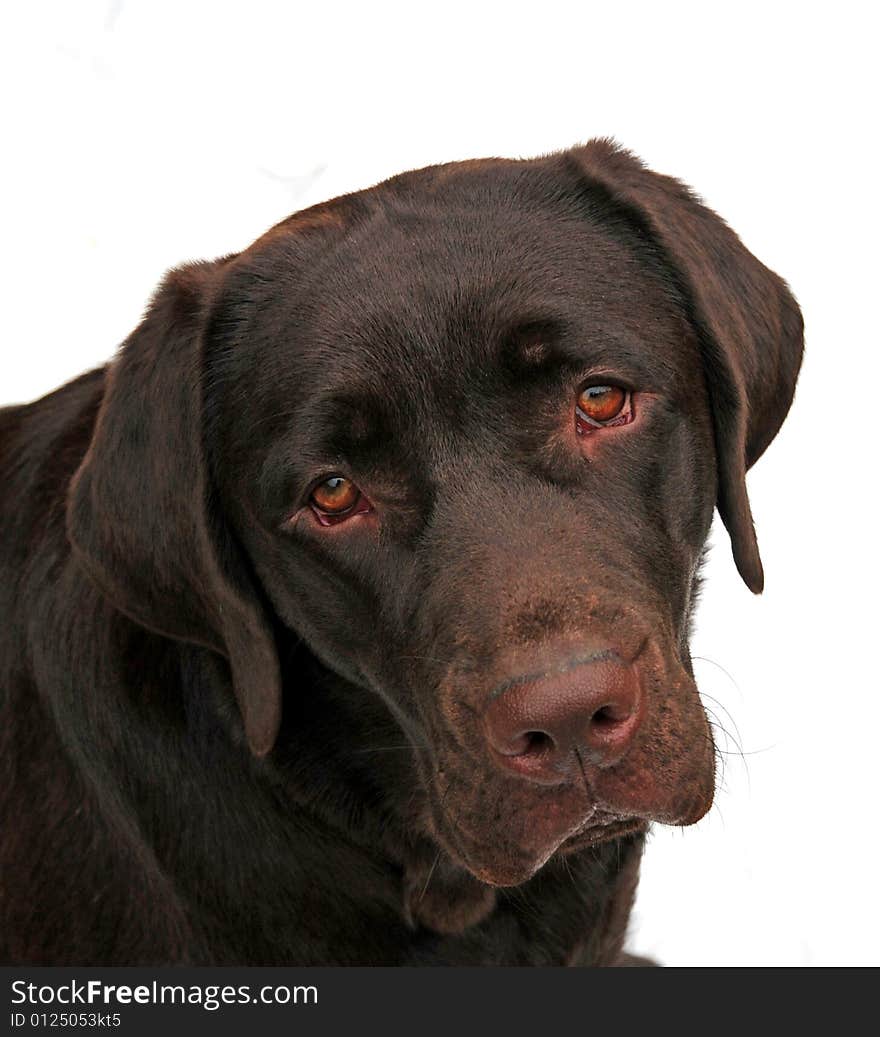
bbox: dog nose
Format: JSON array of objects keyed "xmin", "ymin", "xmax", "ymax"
[{"xmin": 483, "ymin": 652, "xmax": 644, "ymax": 784}]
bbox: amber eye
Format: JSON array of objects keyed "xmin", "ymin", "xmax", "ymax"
[
  {"xmin": 576, "ymin": 384, "xmax": 627, "ymax": 425},
  {"xmin": 310, "ymin": 476, "xmax": 361, "ymax": 514}
]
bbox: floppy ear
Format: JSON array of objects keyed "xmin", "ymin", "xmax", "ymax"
[
  {"xmin": 569, "ymin": 139, "xmax": 804, "ymax": 592},
  {"xmin": 67, "ymin": 260, "xmax": 281, "ymax": 756}
]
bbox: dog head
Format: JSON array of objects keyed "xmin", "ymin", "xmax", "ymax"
[{"xmin": 67, "ymin": 141, "xmax": 803, "ymax": 892}]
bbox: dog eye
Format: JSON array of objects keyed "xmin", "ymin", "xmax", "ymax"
[
  {"xmin": 576, "ymin": 384, "xmax": 631, "ymax": 428},
  {"xmin": 310, "ymin": 476, "xmax": 362, "ymax": 516}
]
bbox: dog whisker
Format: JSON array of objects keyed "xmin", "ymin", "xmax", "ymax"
[
  {"xmin": 698, "ymin": 687, "xmax": 746, "ymax": 751},
  {"xmin": 692, "ymin": 655, "xmax": 741, "ymax": 694},
  {"xmin": 416, "ymin": 849, "xmax": 443, "ymax": 906}
]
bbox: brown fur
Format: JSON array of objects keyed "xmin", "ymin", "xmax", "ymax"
[{"xmin": 0, "ymin": 140, "xmax": 802, "ymax": 964}]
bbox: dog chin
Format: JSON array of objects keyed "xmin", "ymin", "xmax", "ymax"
[
  {"xmin": 430, "ymin": 806, "xmax": 644, "ymax": 889},
  {"xmin": 451, "ymin": 840, "xmax": 560, "ymax": 888}
]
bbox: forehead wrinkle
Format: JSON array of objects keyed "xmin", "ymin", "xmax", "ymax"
[
  {"xmin": 294, "ymin": 291, "xmax": 479, "ymax": 436},
  {"xmin": 271, "ymin": 199, "xmax": 696, "ymax": 456},
  {"xmin": 535, "ymin": 326, "xmax": 675, "ymax": 386},
  {"xmin": 295, "ymin": 383, "xmax": 387, "ymax": 452}
]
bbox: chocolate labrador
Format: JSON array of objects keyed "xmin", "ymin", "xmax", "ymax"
[{"xmin": 0, "ymin": 139, "xmax": 803, "ymax": 965}]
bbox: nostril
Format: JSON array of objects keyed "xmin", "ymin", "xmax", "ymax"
[
  {"xmin": 586, "ymin": 696, "xmax": 640, "ymax": 754},
  {"xmin": 591, "ymin": 704, "xmax": 627, "ymax": 728},
  {"xmin": 502, "ymin": 730, "xmax": 556, "ymax": 757},
  {"xmin": 484, "ymin": 651, "xmax": 645, "ymax": 779},
  {"xmin": 522, "ymin": 730, "xmax": 554, "ymax": 756}
]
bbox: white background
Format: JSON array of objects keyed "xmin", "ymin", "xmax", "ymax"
[{"xmin": 2, "ymin": 1, "xmax": 877, "ymax": 966}]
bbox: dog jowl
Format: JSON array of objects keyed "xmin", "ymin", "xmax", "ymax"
[{"xmin": 2, "ymin": 140, "xmax": 803, "ymax": 964}]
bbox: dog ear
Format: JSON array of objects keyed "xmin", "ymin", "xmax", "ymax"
[
  {"xmin": 569, "ymin": 139, "xmax": 804, "ymax": 593},
  {"xmin": 67, "ymin": 260, "xmax": 281, "ymax": 756}
]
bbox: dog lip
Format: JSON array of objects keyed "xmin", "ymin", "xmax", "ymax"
[
  {"xmin": 424, "ymin": 772, "xmax": 646, "ymax": 886},
  {"xmin": 560, "ymin": 814, "xmax": 647, "ymax": 853}
]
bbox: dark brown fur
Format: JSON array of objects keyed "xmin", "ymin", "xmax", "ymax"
[{"xmin": 0, "ymin": 140, "xmax": 803, "ymax": 964}]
